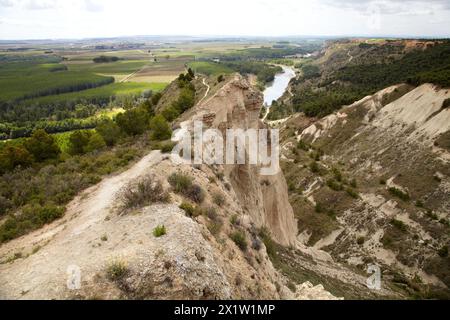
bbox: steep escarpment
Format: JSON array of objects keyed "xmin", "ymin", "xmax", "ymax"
[
  {"xmin": 279, "ymin": 83, "xmax": 450, "ymax": 298},
  {"xmin": 0, "ymin": 75, "xmax": 335, "ymax": 300},
  {"xmin": 184, "ymin": 75, "xmax": 298, "ymax": 246}
]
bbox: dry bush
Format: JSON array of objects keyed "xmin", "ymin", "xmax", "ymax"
[
  {"xmin": 168, "ymin": 173, "xmax": 205, "ymax": 203},
  {"xmin": 119, "ymin": 175, "xmax": 169, "ymax": 212},
  {"xmin": 106, "ymin": 259, "xmax": 129, "ymax": 281}
]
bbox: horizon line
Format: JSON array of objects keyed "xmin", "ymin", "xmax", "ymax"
[{"xmin": 1, "ymin": 34, "xmax": 450, "ymax": 43}]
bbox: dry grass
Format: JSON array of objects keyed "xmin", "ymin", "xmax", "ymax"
[
  {"xmin": 118, "ymin": 175, "xmax": 169, "ymax": 213},
  {"xmin": 106, "ymin": 258, "xmax": 129, "ymax": 281}
]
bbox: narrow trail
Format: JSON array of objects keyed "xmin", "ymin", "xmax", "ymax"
[
  {"xmin": 198, "ymin": 78, "xmax": 211, "ymax": 105},
  {"xmin": 0, "ymin": 151, "xmax": 164, "ymax": 299},
  {"xmin": 262, "ymin": 105, "xmax": 270, "ymax": 122},
  {"xmin": 347, "ymin": 50, "xmax": 354, "ymax": 62},
  {"xmin": 120, "ymin": 65, "xmax": 147, "ymax": 83},
  {"xmin": 120, "ymin": 51, "xmax": 153, "ymax": 83}
]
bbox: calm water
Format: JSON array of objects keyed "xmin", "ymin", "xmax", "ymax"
[{"xmin": 263, "ymin": 66, "xmax": 296, "ymax": 107}]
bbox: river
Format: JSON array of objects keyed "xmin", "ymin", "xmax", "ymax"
[{"xmin": 263, "ymin": 65, "xmax": 296, "ymax": 107}]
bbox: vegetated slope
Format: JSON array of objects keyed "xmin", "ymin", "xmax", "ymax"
[
  {"xmin": 278, "ymin": 83, "xmax": 450, "ymax": 299},
  {"xmin": 0, "ymin": 76, "xmax": 339, "ymax": 300},
  {"xmin": 268, "ymin": 39, "xmax": 450, "ymax": 120}
]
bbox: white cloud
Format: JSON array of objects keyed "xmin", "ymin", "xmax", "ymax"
[
  {"xmin": 0, "ymin": 0, "xmax": 449, "ymax": 39},
  {"xmin": 25, "ymin": 0, "xmax": 59, "ymax": 10},
  {"xmin": 84, "ymin": 0, "xmax": 103, "ymax": 12}
]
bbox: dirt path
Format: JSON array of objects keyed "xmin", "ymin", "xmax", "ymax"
[
  {"xmin": 120, "ymin": 51, "xmax": 153, "ymax": 83},
  {"xmin": 120, "ymin": 65, "xmax": 148, "ymax": 83},
  {"xmin": 347, "ymin": 51, "xmax": 354, "ymax": 62},
  {"xmin": 198, "ymin": 78, "xmax": 211, "ymax": 105},
  {"xmin": 0, "ymin": 151, "xmax": 164, "ymax": 299}
]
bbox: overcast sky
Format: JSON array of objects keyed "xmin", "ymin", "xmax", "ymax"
[{"xmin": 0, "ymin": 0, "xmax": 449, "ymax": 40}]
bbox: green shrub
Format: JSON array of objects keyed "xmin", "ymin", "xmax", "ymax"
[
  {"xmin": 24, "ymin": 129, "xmax": 61, "ymax": 162},
  {"xmin": 168, "ymin": 173, "xmax": 205, "ymax": 203},
  {"xmin": 346, "ymin": 187, "xmax": 359, "ymax": 199},
  {"xmin": 287, "ymin": 281, "xmax": 297, "ymax": 293},
  {"xmin": 391, "ymin": 219, "xmax": 408, "ymax": 232},
  {"xmin": 185, "ymin": 184, "xmax": 205, "ymax": 203},
  {"xmin": 315, "ymin": 203, "xmax": 324, "ymax": 213},
  {"xmin": 151, "ymin": 141, "xmax": 176, "ymax": 153},
  {"xmin": 442, "ymin": 98, "xmax": 450, "ymax": 109},
  {"xmin": 161, "ymin": 106, "xmax": 179, "ymax": 122},
  {"xmin": 0, "ymin": 195, "xmax": 12, "ymax": 216},
  {"xmin": 168, "ymin": 173, "xmax": 192, "ymax": 193},
  {"xmin": 153, "ymin": 225, "xmax": 166, "ymax": 238},
  {"xmin": 106, "ymin": 259, "xmax": 128, "ymax": 281},
  {"xmin": 116, "ymin": 107, "xmax": 150, "ymax": 136},
  {"xmin": 415, "ymin": 200, "xmax": 424, "ymax": 208},
  {"xmin": 84, "ymin": 132, "xmax": 106, "ymax": 153},
  {"xmin": 68, "ymin": 130, "xmax": 92, "ymax": 155},
  {"xmin": 205, "ymin": 206, "xmax": 218, "ymax": 221},
  {"xmin": 258, "ymin": 228, "xmax": 276, "ymax": 259},
  {"xmin": 388, "ymin": 187, "xmax": 410, "ymax": 201},
  {"xmin": 208, "ymin": 219, "xmax": 223, "ymax": 236},
  {"xmin": 309, "ymin": 161, "xmax": 319, "ymax": 173},
  {"xmin": 179, "ymin": 202, "xmax": 195, "ymax": 217},
  {"xmin": 213, "ymin": 192, "xmax": 226, "ymax": 207},
  {"xmin": 426, "ymin": 210, "xmax": 439, "ymax": 220},
  {"xmin": 327, "ymin": 179, "xmax": 343, "ymax": 191},
  {"xmin": 0, "ymin": 203, "xmax": 64, "ymax": 243},
  {"xmin": 357, "ymin": 236, "xmax": 365, "ymax": 245},
  {"xmin": 160, "ymin": 142, "xmax": 176, "ymax": 154},
  {"xmin": 230, "ymin": 231, "xmax": 248, "ymax": 251},
  {"xmin": 149, "ymin": 115, "xmax": 172, "ymax": 141},
  {"xmin": 0, "ymin": 144, "xmax": 34, "ymax": 173},
  {"xmin": 96, "ymin": 119, "xmax": 121, "ymax": 146},
  {"xmin": 332, "ymin": 168, "xmax": 342, "ymax": 182},
  {"xmin": 230, "ymin": 214, "xmax": 239, "ymax": 225},
  {"xmin": 297, "ymin": 140, "xmax": 309, "ymax": 151},
  {"xmin": 438, "ymin": 246, "xmax": 448, "ymax": 258},
  {"xmin": 192, "ymin": 206, "xmax": 205, "ymax": 218}
]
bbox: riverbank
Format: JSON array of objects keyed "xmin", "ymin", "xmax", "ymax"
[{"xmin": 262, "ymin": 65, "xmax": 296, "ymax": 120}]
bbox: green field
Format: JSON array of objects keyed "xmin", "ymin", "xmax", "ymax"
[
  {"xmin": 67, "ymin": 60, "xmax": 150, "ymax": 75},
  {"xmin": 32, "ymin": 82, "xmax": 167, "ymax": 105},
  {"xmin": 0, "ymin": 58, "xmax": 114, "ymax": 102},
  {"xmin": 188, "ymin": 61, "xmax": 234, "ymax": 76}
]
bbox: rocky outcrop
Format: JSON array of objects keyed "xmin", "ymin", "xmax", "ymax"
[
  {"xmin": 190, "ymin": 75, "xmax": 298, "ymax": 246},
  {"xmin": 280, "ymin": 82, "xmax": 450, "ymax": 297}
]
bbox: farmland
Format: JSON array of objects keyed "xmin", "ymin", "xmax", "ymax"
[
  {"xmin": 31, "ymin": 82, "xmax": 167, "ymax": 105},
  {"xmin": 188, "ymin": 61, "xmax": 234, "ymax": 76},
  {"xmin": 0, "ymin": 60, "xmax": 114, "ymax": 102},
  {"xmin": 0, "ymin": 38, "xmax": 321, "ymax": 140}
]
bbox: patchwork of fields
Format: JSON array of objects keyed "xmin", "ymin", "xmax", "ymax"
[{"xmin": 0, "ymin": 40, "xmax": 315, "ymax": 140}]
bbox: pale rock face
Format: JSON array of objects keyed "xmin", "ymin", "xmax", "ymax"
[
  {"xmin": 373, "ymin": 84, "xmax": 450, "ymax": 143},
  {"xmin": 191, "ymin": 76, "xmax": 298, "ymax": 247},
  {"xmin": 295, "ymin": 282, "xmax": 343, "ymax": 300}
]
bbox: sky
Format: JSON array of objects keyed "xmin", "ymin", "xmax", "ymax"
[{"xmin": 0, "ymin": 0, "xmax": 449, "ymax": 40}]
